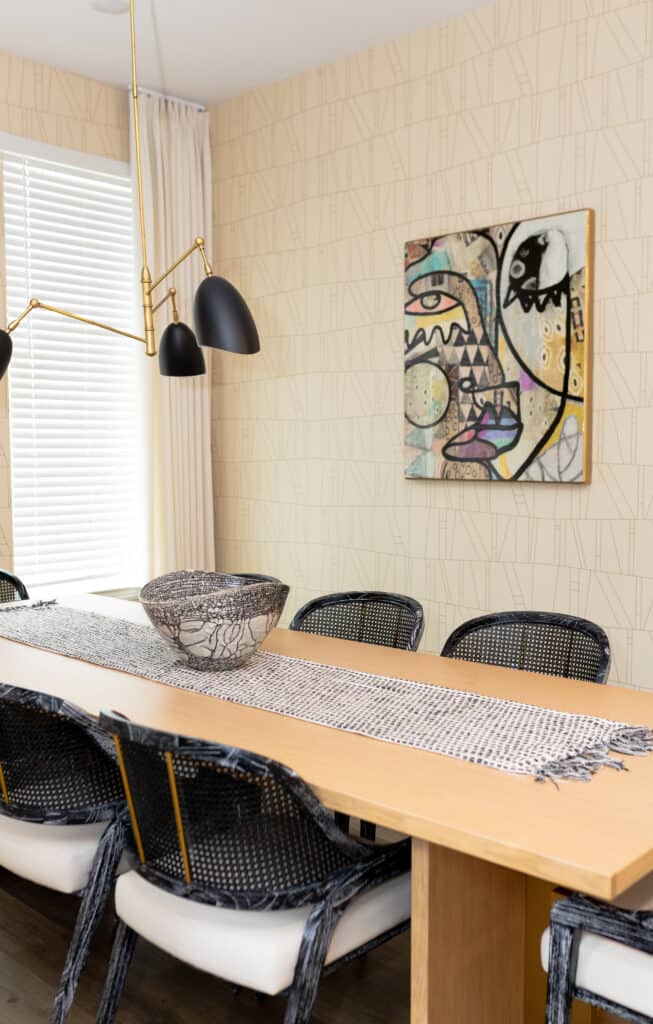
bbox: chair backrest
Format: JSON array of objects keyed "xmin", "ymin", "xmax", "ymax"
[
  {"xmin": 0, "ymin": 570, "xmax": 29, "ymax": 603},
  {"xmin": 233, "ymin": 573, "xmax": 281, "ymax": 584},
  {"xmin": 441, "ymin": 611, "xmax": 611, "ymax": 684},
  {"xmin": 101, "ymin": 711, "xmax": 376, "ymax": 910},
  {"xmin": 289, "ymin": 591, "xmax": 424, "ymax": 652},
  {"xmin": 0, "ymin": 685, "xmax": 124, "ymax": 823}
]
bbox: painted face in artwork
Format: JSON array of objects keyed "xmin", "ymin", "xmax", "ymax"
[
  {"xmin": 404, "ymin": 235, "xmax": 522, "ymax": 481},
  {"xmin": 404, "ymin": 213, "xmax": 588, "ymax": 483}
]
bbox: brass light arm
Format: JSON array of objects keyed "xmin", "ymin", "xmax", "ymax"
[
  {"xmin": 149, "ymin": 237, "xmax": 213, "ymax": 295},
  {"xmin": 5, "ymin": 301, "xmax": 36, "ymax": 334},
  {"xmin": 0, "ymin": 0, "xmax": 257, "ymax": 381},
  {"xmin": 152, "ymin": 287, "xmax": 180, "ymax": 322},
  {"xmin": 196, "ymin": 238, "xmax": 212, "ymax": 277},
  {"xmin": 6, "ymin": 298, "xmax": 146, "ymax": 345}
]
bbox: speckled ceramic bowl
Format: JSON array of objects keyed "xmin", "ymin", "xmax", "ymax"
[{"xmin": 139, "ymin": 571, "xmax": 289, "ymax": 670}]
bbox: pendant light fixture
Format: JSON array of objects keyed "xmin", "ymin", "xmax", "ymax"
[
  {"xmin": 158, "ymin": 290, "xmax": 208, "ymax": 377},
  {"xmin": 0, "ymin": 0, "xmax": 260, "ymax": 380}
]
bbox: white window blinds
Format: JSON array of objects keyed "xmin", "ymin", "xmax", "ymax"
[{"xmin": 3, "ymin": 149, "xmax": 147, "ymax": 591}]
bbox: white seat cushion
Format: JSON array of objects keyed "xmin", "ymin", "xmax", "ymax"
[
  {"xmin": 540, "ymin": 868, "xmax": 653, "ymax": 1021},
  {"xmin": 0, "ymin": 815, "xmax": 109, "ymax": 894},
  {"xmin": 116, "ymin": 869, "xmax": 410, "ymax": 995},
  {"xmin": 541, "ymin": 873, "xmax": 653, "ymax": 1021},
  {"xmin": 541, "ymin": 926, "xmax": 653, "ymax": 1018}
]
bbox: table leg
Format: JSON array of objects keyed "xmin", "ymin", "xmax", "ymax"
[
  {"xmin": 409, "ymin": 841, "xmax": 614, "ymax": 1023},
  {"xmin": 411, "ymin": 839, "xmax": 526, "ymax": 1023}
]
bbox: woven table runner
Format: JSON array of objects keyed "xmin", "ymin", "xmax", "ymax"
[{"xmin": 0, "ymin": 602, "xmax": 651, "ymax": 783}]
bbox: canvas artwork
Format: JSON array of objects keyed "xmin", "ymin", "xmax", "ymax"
[{"xmin": 404, "ymin": 210, "xmax": 591, "ymax": 483}]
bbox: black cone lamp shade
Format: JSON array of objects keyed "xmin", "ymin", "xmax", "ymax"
[
  {"xmin": 194, "ymin": 275, "xmax": 260, "ymax": 354},
  {"xmin": 158, "ymin": 321, "xmax": 206, "ymax": 377},
  {"xmin": 0, "ymin": 330, "xmax": 12, "ymax": 381}
]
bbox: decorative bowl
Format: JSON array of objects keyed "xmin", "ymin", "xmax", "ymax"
[{"xmin": 139, "ymin": 571, "xmax": 289, "ymax": 670}]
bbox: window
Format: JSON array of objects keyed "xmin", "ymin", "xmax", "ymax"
[{"xmin": 2, "ymin": 143, "xmax": 147, "ymax": 592}]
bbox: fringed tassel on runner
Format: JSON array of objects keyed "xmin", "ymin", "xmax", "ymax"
[
  {"xmin": 0, "ymin": 599, "xmax": 57, "ymax": 613},
  {"xmin": 609, "ymin": 726, "xmax": 653, "ymax": 755},
  {"xmin": 536, "ymin": 726, "xmax": 653, "ymax": 784}
]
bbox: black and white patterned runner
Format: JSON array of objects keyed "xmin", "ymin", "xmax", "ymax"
[{"xmin": 0, "ymin": 602, "xmax": 651, "ymax": 783}]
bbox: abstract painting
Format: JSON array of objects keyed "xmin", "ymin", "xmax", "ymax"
[{"xmin": 404, "ymin": 210, "xmax": 591, "ymax": 483}]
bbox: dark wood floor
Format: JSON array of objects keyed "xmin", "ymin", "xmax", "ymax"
[{"xmin": 0, "ymin": 871, "xmax": 410, "ymax": 1023}]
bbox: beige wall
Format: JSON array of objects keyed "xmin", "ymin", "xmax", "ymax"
[
  {"xmin": 0, "ymin": 52, "xmax": 128, "ymax": 162},
  {"xmin": 0, "ymin": 52, "xmax": 129, "ymax": 569},
  {"xmin": 209, "ymin": 0, "xmax": 652, "ymax": 688}
]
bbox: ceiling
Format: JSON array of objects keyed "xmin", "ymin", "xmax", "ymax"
[{"xmin": 0, "ymin": 0, "xmax": 487, "ymax": 106}]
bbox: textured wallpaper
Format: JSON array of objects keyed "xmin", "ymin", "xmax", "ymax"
[
  {"xmin": 0, "ymin": 52, "xmax": 129, "ymax": 570},
  {"xmin": 0, "ymin": 52, "xmax": 128, "ymax": 162},
  {"xmin": 209, "ymin": 0, "xmax": 652, "ymax": 688}
]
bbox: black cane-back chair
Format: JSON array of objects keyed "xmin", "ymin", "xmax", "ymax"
[
  {"xmin": 0, "ymin": 569, "xmax": 29, "ymax": 603},
  {"xmin": 96, "ymin": 712, "xmax": 410, "ymax": 1024},
  {"xmin": 290, "ymin": 590, "xmax": 424, "ymax": 841},
  {"xmin": 290, "ymin": 590, "xmax": 424, "ymax": 652},
  {"xmin": 543, "ymin": 885, "xmax": 653, "ymax": 1023},
  {"xmin": 0, "ymin": 685, "xmax": 128, "ymax": 1024},
  {"xmin": 441, "ymin": 611, "xmax": 611, "ymax": 684},
  {"xmin": 235, "ymin": 572, "xmax": 281, "ymax": 583}
]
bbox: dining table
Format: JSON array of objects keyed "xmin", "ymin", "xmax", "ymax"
[{"xmin": 0, "ymin": 593, "xmax": 650, "ymax": 1024}]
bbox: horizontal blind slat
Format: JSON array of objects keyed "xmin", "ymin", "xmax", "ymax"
[{"xmin": 3, "ymin": 150, "xmax": 146, "ymax": 589}]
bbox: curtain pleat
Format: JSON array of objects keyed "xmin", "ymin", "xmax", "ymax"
[{"xmin": 131, "ymin": 94, "xmax": 215, "ymax": 575}]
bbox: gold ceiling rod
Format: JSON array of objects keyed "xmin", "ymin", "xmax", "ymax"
[
  {"xmin": 3, "ymin": 0, "xmax": 213, "ymax": 358},
  {"xmin": 0, "ymin": 0, "xmax": 259, "ymax": 377}
]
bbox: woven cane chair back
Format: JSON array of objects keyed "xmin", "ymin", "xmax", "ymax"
[
  {"xmin": 0, "ymin": 570, "xmax": 29, "ymax": 603},
  {"xmin": 290, "ymin": 591, "xmax": 424, "ymax": 652},
  {"xmin": 0, "ymin": 685, "xmax": 123, "ymax": 823},
  {"xmin": 102, "ymin": 713, "xmax": 378, "ymax": 909},
  {"xmin": 441, "ymin": 612, "xmax": 610, "ymax": 684}
]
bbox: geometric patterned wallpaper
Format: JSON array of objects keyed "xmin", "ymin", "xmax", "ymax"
[
  {"xmin": 0, "ymin": 9, "xmax": 647, "ymax": 688},
  {"xmin": 209, "ymin": 0, "xmax": 653, "ymax": 688},
  {"xmin": 0, "ymin": 52, "xmax": 128, "ymax": 161},
  {"xmin": 0, "ymin": 50, "xmax": 129, "ymax": 572}
]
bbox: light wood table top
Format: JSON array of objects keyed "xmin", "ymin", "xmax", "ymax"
[{"xmin": 1, "ymin": 594, "xmax": 652, "ymax": 901}]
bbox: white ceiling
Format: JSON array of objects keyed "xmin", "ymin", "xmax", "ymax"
[{"xmin": 0, "ymin": 0, "xmax": 487, "ymax": 106}]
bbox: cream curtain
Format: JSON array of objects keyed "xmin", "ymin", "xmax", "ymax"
[
  {"xmin": 133, "ymin": 94, "xmax": 215, "ymax": 575},
  {"xmin": 0, "ymin": 159, "xmax": 14, "ymax": 573}
]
